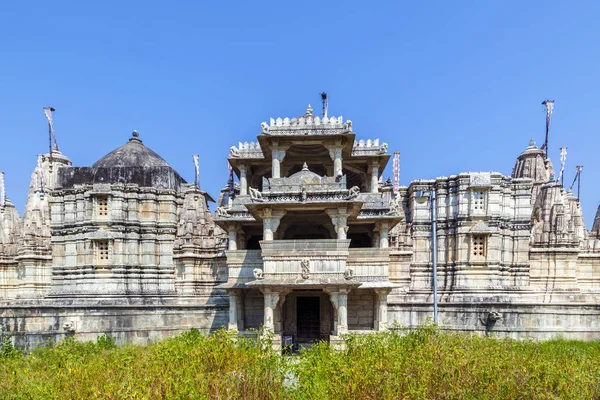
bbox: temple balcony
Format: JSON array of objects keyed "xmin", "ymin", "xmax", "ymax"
[{"xmin": 220, "ymin": 240, "xmax": 391, "ymax": 289}]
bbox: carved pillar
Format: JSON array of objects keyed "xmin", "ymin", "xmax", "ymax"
[
  {"xmin": 239, "ymin": 164, "xmax": 248, "ymax": 195},
  {"xmin": 262, "ymin": 289, "xmax": 280, "ymax": 332},
  {"xmin": 227, "ymin": 223, "xmax": 238, "ymax": 250},
  {"xmin": 262, "ymin": 209, "xmax": 286, "ymax": 241},
  {"xmin": 227, "ymin": 290, "xmax": 240, "ymax": 331},
  {"xmin": 271, "ymin": 149, "xmax": 286, "ymax": 179},
  {"xmin": 328, "ymin": 147, "xmax": 343, "ymax": 177},
  {"xmin": 374, "ymin": 288, "xmax": 391, "ymax": 331},
  {"xmin": 373, "ymin": 231, "xmax": 380, "ymax": 248},
  {"xmin": 326, "ymin": 208, "xmax": 349, "ymax": 240},
  {"xmin": 378, "ymin": 222, "xmax": 389, "ymax": 248},
  {"xmin": 369, "ymin": 162, "xmax": 379, "ymax": 193},
  {"xmin": 326, "ymin": 287, "xmax": 350, "ymax": 335}
]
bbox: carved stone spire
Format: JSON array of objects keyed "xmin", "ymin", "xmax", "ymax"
[
  {"xmin": 305, "ymin": 104, "xmax": 313, "ymax": 116},
  {"xmin": 0, "ymin": 196, "xmax": 21, "ymax": 260},
  {"xmin": 592, "ymin": 206, "xmax": 600, "ymax": 235}
]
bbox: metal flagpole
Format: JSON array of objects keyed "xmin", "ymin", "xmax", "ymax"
[
  {"xmin": 541, "ymin": 100, "xmax": 554, "ymax": 159},
  {"xmin": 431, "ymin": 189, "xmax": 438, "ymax": 324},
  {"xmin": 0, "ymin": 171, "xmax": 5, "ymax": 207},
  {"xmin": 43, "ymin": 107, "xmax": 56, "ymax": 164},
  {"xmin": 577, "ymin": 166, "xmax": 583, "ymax": 200}
]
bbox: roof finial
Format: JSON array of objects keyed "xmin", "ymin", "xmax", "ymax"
[
  {"xmin": 306, "ymin": 104, "xmax": 313, "ymax": 116},
  {"xmin": 302, "ymin": 162, "xmax": 309, "ymax": 171},
  {"xmin": 129, "ymin": 130, "xmax": 142, "ymax": 143},
  {"xmin": 528, "ymin": 138, "xmax": 536, "ymax": 147}
]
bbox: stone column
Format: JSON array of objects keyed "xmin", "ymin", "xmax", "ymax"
[
  {"xmin": 227, "ymin": 290, "xmax": 240, "ymax": 331},
  {"xmin": 262, "ymin": 209, "xmax": 286, "ymax": 241},
  {"xmin": 326, "ymin": 287, "xmax": 350, "ymax": 335},
  {"xmin": 378, "ymin": 222, "xmax": 389, "ymax": 248},
  {"xmin": 262, "ymin": 290, "xmax": 280, "ymax": 332},
  {"xmin": 369, "ymin": 162, "xmax": 379, "ymax": 193},
  {"xmin": 227, "ymin": 224, "xmax": 238, "ymax": 250},
  {"xmin": 239, "ymin": 164, "xmax": 248, "ymax": 195},
  {"xmin": 328, "ymin": 147, "xmax": 343, "ymax": 177},
  {"xmin": 271, "ymin": 149, "xmax": 286, "ymax": 179},
  {"xmin": 326, "ymin": 208, "xmax": 349, "ymax": 240},
  {"xmin": 374, "ymin": 288, "xmax": 391, "ymax": 331}
]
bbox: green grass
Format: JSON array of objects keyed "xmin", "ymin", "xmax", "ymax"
[{"xmin": 1, "ymin": 326, "xmax": 599, "ymax": 399}]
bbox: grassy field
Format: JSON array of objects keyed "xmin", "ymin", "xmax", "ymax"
[{"xmin": 1, "ymin": 326, "xmax": 599, "ymax": 399}]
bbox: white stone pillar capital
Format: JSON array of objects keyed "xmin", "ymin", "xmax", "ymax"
[
  {"xmin": 262, "ymin": 209, "xmax": 286, "ymax": 241},
  {"xmin": 377, "ymin": 221, "xmax": 390, "ymax": 248},
  {"xmin": 328, "ymin": 146, "xmax": 344, "ymax": 177},
  {"xmin": 374, "ymin": 288, "xmax": 392, "ymax": 331},
  {"xmin": 326, "ymin": 208, "xmax": 350, "ymax": 240},
  {"xmin": 324, "ymin": 287, "xmax": 350, "ymax": 335},
  {"xmin": 226, "ymin": 223, "xmax": 240, "ymax": 250},
  {"xmin": 271, "ymin": 148, "xmax": 286, "ymax": 179}
]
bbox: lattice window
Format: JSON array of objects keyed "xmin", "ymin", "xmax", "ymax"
[
  {"xmin": 472, "ymin": 235, "xmax": 486, "ymax": 259},
  {"xmin": 96, "ymin": 240, "xmax": 109, "ymax": 263},
  {"xmin": 97, "ymin": 197, "xmax": 109, "ymax": 216},
  {"xmin": 472, "ymin": 191, "xmax": 486, "ymax": 213}
]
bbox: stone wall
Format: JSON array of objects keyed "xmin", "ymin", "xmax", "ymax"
[
  {"xmin": 348, "ymin": 289, "xmax": 374, "ymax": 330},
  {"xmin": 0, "ymin": 304, "xmax": 229, "ymax": 350}
]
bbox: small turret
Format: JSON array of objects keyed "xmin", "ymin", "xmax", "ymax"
[
  {"xmin": 0, "ymin": 197, "xmax": 21, "ymax": 260},
  {"xmin": 512, "ymin": 139, "xmax": 550, "ymax": 182},
  {"xmin": 512, "ymin": 139, "xmax": 556, "ymax": 207},
  {"xmin": 592, "ymin": 206, "xmax": 600, "ymax": 236}
]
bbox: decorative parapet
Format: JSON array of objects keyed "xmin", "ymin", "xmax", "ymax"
[
  {"xmin": 347, "ymin": 248, "xmax": 391, "ymax": 282},
  {"xmin": 469, "ymin": 173, "xmax": 492, "ymax": 188},
  {"xmin": 352, "ymin": 139, "xmax": 388, "ymax": 155},
  {"xmin": 260, "ymin": 106, "xmax": 349, "ymax": 136},
  {"xmin": 257, "ymin": 239, "xmax": 351, "ymax": 283},
  {"xmin": 262, "ymin": 174, "xmax": 347, "ymax": 193},
  {"xmin": 229, "ymin": 141, "xmax": 264, "ymax": 159}
]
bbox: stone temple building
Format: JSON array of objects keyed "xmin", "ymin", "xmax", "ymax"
[{"xmin": 1, "ymin": 104, "xmax": 600, "ymax": 348}]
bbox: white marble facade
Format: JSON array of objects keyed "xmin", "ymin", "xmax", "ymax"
[{"xmin": 1, "ymin": 107, "xmax": 600, "ymax": 348}]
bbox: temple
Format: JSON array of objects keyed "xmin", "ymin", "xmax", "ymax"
[{"xmin": 1, "ymin": 104, "xmax": 600, "ymax": 348}]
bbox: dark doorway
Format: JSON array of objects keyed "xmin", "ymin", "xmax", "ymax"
[{"xmin": 296, "ymin": 296, "xmax": 320, "ymax": 341}]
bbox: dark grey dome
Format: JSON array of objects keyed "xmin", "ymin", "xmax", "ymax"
[{"xmin": 92, "ymin": 131, "xmax": 172, "ymax": 169}]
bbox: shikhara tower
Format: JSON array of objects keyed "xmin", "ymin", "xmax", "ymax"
[{"xmin": 1, "ymin": 103, "xmax": 600, "ymax": 348}]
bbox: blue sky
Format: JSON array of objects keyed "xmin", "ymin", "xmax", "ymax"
[{"xmin": 1, "ymin": 1, "xmax": 599, "ymax": 227}]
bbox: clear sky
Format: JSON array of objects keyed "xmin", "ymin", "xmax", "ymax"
[{"xmin": 1, "ymin": 1, "xmax": 599, "ymax": 228}]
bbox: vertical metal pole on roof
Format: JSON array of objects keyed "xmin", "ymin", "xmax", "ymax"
[
  {"xmin": 577, "ymin": 166, "xmax": 583, "ymax": 200},
  {"xmin": 542, "ymin": 100, "xmax": 554, "ymax": 160},
  {"xmin": 431, "ymin": 189, "xmax": 438, "ymax": 324}
]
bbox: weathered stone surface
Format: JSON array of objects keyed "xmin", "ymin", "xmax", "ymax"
[{"xmin": 1, "ymin": 108, "xmax": 600, "ymax": 348}]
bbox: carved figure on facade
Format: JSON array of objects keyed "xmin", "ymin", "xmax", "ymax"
[
  {"xmin": 260, "ymin": 122, "xmax": 270, "ymax": 134},
  {"xmin": 215, "ymin": 207, "xmax": 231, "ymax": 218},
  {"xmin": 229, "ymin": 146, "xmax": 240, "ymax": 157},
  {"xmin": 344, "ymin": 120, "xmax": 353, "ymax": 131},
  {"xmin": 388, "ymin": 197, "xmax": 402, "ymax": 216},
  {"xmin": 253, "ymin": 268, "xmax": 264, "ymax": 279},
  {"xmin": 344, "ymin": 268, "xmax": 354, "ymax": 280},
  {"xmin": 249, "ymin": 187, "xmax": 264, "ymax": 202},
  {"xmin": 346, "ymin": 186, "xmax": 360, "ymax": 200},
  {"xmin": 300, "ymin": 258, "xmax": 310, "ymax": 279}
]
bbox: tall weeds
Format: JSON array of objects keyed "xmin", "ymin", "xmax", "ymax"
[{"xmin": 1, "ymin": 326, "xmax": 599, "ymax": 399}]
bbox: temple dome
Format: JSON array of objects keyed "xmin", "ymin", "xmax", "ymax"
[
  {"xmin": 511, "ymin": 139, "xmax": 548, "ymax": 182},
  {"xmin": 92, "ymin": 131, "xmax": 172, "ymax": 169},
  {"xmin": 288, "ymin": 163, "xmax": 322, "ymax": 183}
]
